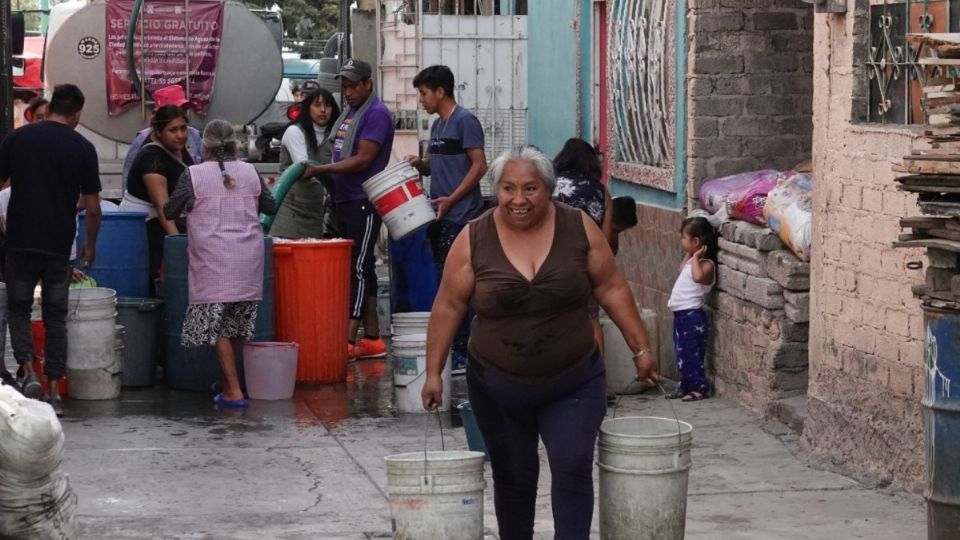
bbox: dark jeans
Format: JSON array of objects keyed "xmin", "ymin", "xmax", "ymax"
[
  {"xmin": 467, "ymin": 354, "xmax": 607, "ymax": 540},
  {"xmin": 337, "ymin": 199, "xmax": 381, "ymax": 320},
  {"xmin": 427, "ymin": 219, "xmax": 471, "ymax": 356},
  {"xmin": 6, "ymin": 252, "xmax": 71, "ymax": 379}
]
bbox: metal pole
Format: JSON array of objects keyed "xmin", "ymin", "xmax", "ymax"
[{"xmin": 0, "ymin": 0, "xmax": 13, "ymax": 139}]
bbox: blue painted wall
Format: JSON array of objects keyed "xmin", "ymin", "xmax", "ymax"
[{"xmin": 527, "ymin": 0, "xmax": 580, "ymax": 157}]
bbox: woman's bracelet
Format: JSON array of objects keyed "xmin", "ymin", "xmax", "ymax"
[{"xmin": 632, "ymin": 348, "xmax": 651, "ymax": 360}]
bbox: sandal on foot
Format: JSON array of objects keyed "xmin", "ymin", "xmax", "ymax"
[
  {"xmin": 681, "ymin": 391, "xmax": 708, "ymax": 402},
  {"xmin": 214, "ymin": 393, "xmax": 249, "ymax": 408}
]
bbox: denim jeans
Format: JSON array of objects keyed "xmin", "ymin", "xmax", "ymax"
[
  {"xmin": 6, "ymin": 252, "xmax": 71, "ymax": 379},
  {"xmin": 467, "ymin": 354, "xmax": 607, "ymax": 539}
]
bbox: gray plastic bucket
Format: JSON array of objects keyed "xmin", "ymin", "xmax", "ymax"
[
  {"xmin": 116, "ymin": 298, "xmax": 163, "ymax": 387},
  {"xmin": 598, "ymin": 416, "xmax": 693, "ymax": 540},
  {"xmin": 384, "ymin": 450, "xmax": 486, "ymax": 539}
]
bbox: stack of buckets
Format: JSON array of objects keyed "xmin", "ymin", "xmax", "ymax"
[
  {"xmin": 390, "ymin": 312, "xmax": 451, "ymax": 413},
  {"xmin": 65, "ymin": 287, "xmax": 123, "ymax": 400}
]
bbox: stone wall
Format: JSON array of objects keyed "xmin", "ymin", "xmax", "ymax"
[
  {"xmin": 710, "ymin": 221, "xmax": 810, "ymax": 412},
  {"xmin": 686, "ymin": 0, "xmax": 814, "ymax": 204},
  {"xmin": 806, "ymin": 9, "xmax": 926, "ymax": 492}
]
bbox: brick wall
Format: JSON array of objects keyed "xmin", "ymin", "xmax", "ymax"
[
  {"xmin": 806, "ymin": 10, "xmax": 926, "ymax": 492},
  {"xmin": 687, "ymin": 0, "xmax": 814, "ymax": 204},
  {"xmin": 616, "ymin": 205, "xmax": 685, "ymax": 380}
]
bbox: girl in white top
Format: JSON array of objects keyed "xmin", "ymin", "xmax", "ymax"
[{"xmin": 666, "ymin": 216, "xmax": 717, "ymax": 401}]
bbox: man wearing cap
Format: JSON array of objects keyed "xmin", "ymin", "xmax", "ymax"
[
  {"xmin": 305, "ymin": 59, "xmax": 394, "ymax": 360},
  {"xmin": 120, "ymin": 85, "xmax": 203, "ymax": 195}
]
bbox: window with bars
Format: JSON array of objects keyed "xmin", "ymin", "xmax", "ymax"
[{"xmin": 866, "ymin": 0, "xmax": 960, "ymax": 123}]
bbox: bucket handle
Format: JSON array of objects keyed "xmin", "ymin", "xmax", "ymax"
[
  {"xmin": 611, "ymin": 380, "xmax": 685, "ymax": 453},
  {"xmin": 421, "ymin": 407, "xmax": 445, "ymax": 492}
]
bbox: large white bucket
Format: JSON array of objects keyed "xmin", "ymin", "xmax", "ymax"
[
  {"xmin": 66, "ymin": 288, "xmax": 120, "ymax": 400},
  {"xmin": 598, "ymin": 416, "xmax": 693, "ymax": 540},
  {"xmin": 68, "ymin": 323, "xmax": 123, "ymax": 400},
  {"xmin": 392, "ymin": 333, "xmax": 451, "ymax": 412},
  {"xmin": 391, "ymin": 311, "xmax": 431, "ymax": 337},
  {"xmin": 362, "ymin": 162, "xmax": 435, "ymax": 240},
  {"xmin": 602, "ymin": 308, "xmax": 659, "ymax": 395},
  {"xmin": 384, "ymin": 450, "xmax": 486, "ymax": 540}
]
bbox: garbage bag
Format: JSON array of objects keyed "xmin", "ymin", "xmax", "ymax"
[
  {"xmin": 763, "ymin": 172, "xmax": 813, "ymax": 262},
  {"xmin": 699, "ymin": 169, "xmax": 780, "ymax": 224},
  {"xmin": 0, "ymin": 384, "xmax": 76, "ymax": 539}
]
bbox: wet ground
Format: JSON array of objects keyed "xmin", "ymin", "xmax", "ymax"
[{"xmin": 47, "ymin": 356, "xmax": 928, "ymax": 540}]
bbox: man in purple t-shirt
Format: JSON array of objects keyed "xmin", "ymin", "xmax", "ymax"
[{"xmin": 306, "ymin": 59, "xmax": 395, "ymax": 360}]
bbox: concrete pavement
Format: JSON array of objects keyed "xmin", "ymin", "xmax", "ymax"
[{"xmin": 52, "ymin": 358, "xmax": 925, "ymax": 539}]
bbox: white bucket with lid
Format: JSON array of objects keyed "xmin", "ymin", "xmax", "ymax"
[
  {"xmin": 391, "ymin": 333, "xmax": 451, "ymax": 413},
  {"xmin": 362, "ymin": 162, "xmax": 435, "ymax": 240}
]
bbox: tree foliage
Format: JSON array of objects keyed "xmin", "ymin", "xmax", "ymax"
[{"xmin": 240, "ymin": 0, "xmax": 340, "ymax": 57}]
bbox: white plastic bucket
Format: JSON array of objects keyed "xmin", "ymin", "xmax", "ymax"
[
  {"xmin": 598, "ymin": 416, "xmax": 693, "ymax": 540},
  {"xmin": 391, "ymin": 333, "xmax": 451, "ymax": 413},
  {"xmin": 602, "ymin": 308, "xmax": 659, "ymax": 395},
  {"xmin": 68, "ymin": 322, "xmax": 123, "ymax": 400},
  {"xmin": 384, "ymin": 450, "xmax": 486, "ymax": 540},
  {"xmin": 362, "ymin": 162, "xmax": 435, "ymax": 240},
  {"xmin": 391, "ymin": 311, "xmax": 430, "ymax": 337},
  {"xmin": 243, "ymin": 342, "xmax": 299, "ymax": 400}
]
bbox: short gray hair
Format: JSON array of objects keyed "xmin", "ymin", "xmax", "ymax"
[{"xmin": 489, "ymin": 145, "xmax": 556, "ymax": 192}]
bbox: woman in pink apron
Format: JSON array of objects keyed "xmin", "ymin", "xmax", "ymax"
[{"xmin": 164, "ymin": 120, "xmax": 277, "ymax": 408}]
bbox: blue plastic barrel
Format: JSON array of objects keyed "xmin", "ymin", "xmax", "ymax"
[
  {"xmin": 457, "ymin": 401, "xmax": 489, "ymax": 461},
  {"xmin": 388, "ymin": 228, "xmax": 438, "ymax": 313},
  {"xmin": 162, "ymin": 234, "xmax": 275, "ymax": 392},
  {"xmin": 922, "ymin": 302, "xmax": 960, "ymax": 538},
  {"xmin": 77, "ymin": 212, "xmax": 149, "ymax": 297}
]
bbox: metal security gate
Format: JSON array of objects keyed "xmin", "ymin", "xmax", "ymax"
[{"xmin": 417, "ymin": 8, "xmax": 528, "ymax": 195}]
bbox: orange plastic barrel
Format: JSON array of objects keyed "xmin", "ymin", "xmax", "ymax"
[{"xmin": 273, "ymin": 240, "xmax": 353, "ymax": 383}]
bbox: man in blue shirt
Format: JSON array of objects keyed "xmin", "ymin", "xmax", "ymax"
[{"xmin": 407, "ymin": 65, "xmax": 488, "ymax": 372}]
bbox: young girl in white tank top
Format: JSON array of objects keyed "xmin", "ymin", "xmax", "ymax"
[{"xmin": 666, "ymin": 217, "xmax": 717, "ymax": 401}]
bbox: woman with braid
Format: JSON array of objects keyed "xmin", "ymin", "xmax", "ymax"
[{"xmin": 164, "ymin": 120, "xmax": 277, "ymax": 408}]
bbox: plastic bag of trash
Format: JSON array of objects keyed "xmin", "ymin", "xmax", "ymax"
[
  {"xmin": 699, "ymin": 169, "xmax": 780, "ymax": 224},
  {"xmin": 764, "ymin": 172, "xmax": 813, "ymax": 261},
  {"xmin": 0, "ymin": 384, "xmax": 76, "ymax": 539}
]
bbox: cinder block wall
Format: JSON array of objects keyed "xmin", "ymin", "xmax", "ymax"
[
  {"xmin": 686, "ymin": 0, "xmax": 814, "ymax": 204},
  {"xmin": 806, "ymin": 9, "xmax": 925, "ymax": 491}
]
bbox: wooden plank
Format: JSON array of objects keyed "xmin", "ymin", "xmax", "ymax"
[
  {"xmin": 894, "ymin": 237, "xmax": 960, "ymax": 253},
  {"xmin": 918, "ymin": 58, "xmax": 960, "ymax": 66},
  {"xmin": 901, "ymin": 217, "xmax": 952, "ymax": 229},
  {"xmin": 903, "ymin": 154, "xmax": 960, "ymax": 161},
  {"xmin": 899, "ymin": 184, "xmax": 960, "ymax": 193},
  {"xmin": 905, "ymin": 159, "xmax": 960, "ymax": 174},
  {"xmin": 897, "ymin": 175, "xmax": 960, "ymax": 186},
  {"xmin": 929, "ymin": 229, "xmax": 960, "ymax": 241},
  {"xmin": 918, "ymin": 200, "xmax": 960, "ymax": 217}
]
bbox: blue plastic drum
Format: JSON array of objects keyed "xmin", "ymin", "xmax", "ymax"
[
  {"xmin": 162, "ymin": 234, "xmax": 275, "ymax": 392},
  {"xmin": 77, "ymin": 212, "xmax": 149, "ymax": 297}
]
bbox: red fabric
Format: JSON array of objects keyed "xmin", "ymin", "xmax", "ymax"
[{"xmin": 13, "ymin": 36, "xmax": 44, "ymax": 91}]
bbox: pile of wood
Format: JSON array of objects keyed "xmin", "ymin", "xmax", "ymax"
[{"xmin": 893, "ymin": 34, "xmax": 960, "ymax": 302}]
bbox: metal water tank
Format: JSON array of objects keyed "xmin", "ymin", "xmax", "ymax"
[{"xmin": 45, "ymin": 0, "xmax": 282, "ymax": 143}]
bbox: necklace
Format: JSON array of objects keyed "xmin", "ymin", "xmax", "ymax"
[{"xmin": 433, "ymin": 105, "xmax": 457, "ymax": 147}]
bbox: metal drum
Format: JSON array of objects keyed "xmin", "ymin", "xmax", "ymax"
[{"xmin": 922, "ymin": 302, "xmax": 960, "ymax": 539}]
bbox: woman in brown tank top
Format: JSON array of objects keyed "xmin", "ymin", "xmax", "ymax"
[{"xmin": 421, "ymin": 145, "xmax": 658, "ymax": 539}]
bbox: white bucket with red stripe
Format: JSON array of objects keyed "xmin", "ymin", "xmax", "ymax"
[{"xmin": 362, "ymin": 162, "xmax": 435, "ymax": 240}]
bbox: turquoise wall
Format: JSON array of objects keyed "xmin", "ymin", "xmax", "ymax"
[{"xmin": 527, "ymin": 0, "xmax": 580, "ymax": 157}]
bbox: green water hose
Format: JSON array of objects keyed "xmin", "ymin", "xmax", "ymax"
[{"xmin": 125, "ymin": 0, "xmax": 145, "ymax": 99}]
